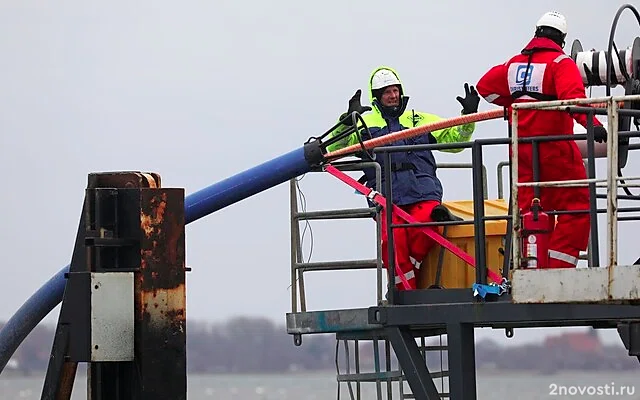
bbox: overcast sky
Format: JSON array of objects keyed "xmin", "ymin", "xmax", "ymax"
[{"xmin": 1, "ymin": 0, "xmax": 640, "ymax": 348}]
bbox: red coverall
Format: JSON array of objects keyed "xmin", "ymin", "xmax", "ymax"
[
  {"xmin": 380, "ymin": 201, "xmax": 442, "ymax": 290},
  {"xmin": 476, "ymin": 37, "xmax": 603, "ymax": 268}
]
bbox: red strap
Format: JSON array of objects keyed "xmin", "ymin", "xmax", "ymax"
[{"xmin": 324, "ymin": 164, "xmax": 504, "ymax": 285}]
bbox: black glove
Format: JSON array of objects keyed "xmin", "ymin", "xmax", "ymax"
[
  {"xmin": 456, "ymin": 83, "xmax": 480, "ymax": 115},
  {"xmin": 342, "ymin": 89, "xmax": 372, "ymax": 126},
  {"xmin": 593, "ymin": 125, "xmax": 607, "ymax": 143}
]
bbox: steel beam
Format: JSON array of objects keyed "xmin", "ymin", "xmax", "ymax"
[
  {"xmin": 617, "ymin": 322, "xmax": 640, "ymax": 360},
  {"xmin": 369, "ymin": 302, "xmax": 640, "ymax": 328},
  {"xmin": 471, "ymin": 142, "xmax": 488, "ymax": 286},
  {"xmin": 40, "ymin": 203, "xmax": 93, "ymax": 399},
  {"xmin": 447, "ymin": 323, "xmax": 477, "ymax": 400},
  {"xmin": 385, "ymin": 327, "xmax": 441, "ymax": 400},
  {"xmin": 40, "ymin": 325, "xmax": 73, "ymax": 399},
  {"xmin": 134, "ymin": 186, "xmax": 187, "ymax": 399},
  {"xmin": 286, "ymin": 308, "xmax": 381, "ymax": 335},
  {"xmin": 395, "ymin": 288, "xmax": 479, "ymax": 305},
  {"xmin": 585, "ymin": 110, "xmax": 601, "ymax": 267}
]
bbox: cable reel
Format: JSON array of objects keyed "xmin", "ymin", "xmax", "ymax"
[
  {"xmin": 571, "ymin": 37, "xmax": 640, "ymax": 89},
  {"xmin": 570, "ymin": 36, "xmax": 640, "ymax": 170}
]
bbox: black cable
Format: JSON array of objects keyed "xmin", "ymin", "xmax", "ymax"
[
  {"xmin": 286, "ymin": 174, "xmax": 314, "ymax": 293},
  {"xmin": 605, "ymin": 5, "xmax": 640, "ymax": 200},
  {"xmin": 295, "ymin": 175, "xmax": 314, "ymax": 263},
  {"xmin": 316, "ymin": 111, "xmax": 374, "ymax": 161}
]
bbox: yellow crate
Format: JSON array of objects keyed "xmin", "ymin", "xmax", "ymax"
[{"xmin": 416, "ymin": 199, "xmax": 508, "ymax": 289}]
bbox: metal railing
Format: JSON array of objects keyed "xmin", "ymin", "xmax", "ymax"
[
  {"xmin": 290, "ymin": 160, "xmax": 384, "ymax": 313},
  {"xmin": 291, "ymin": 94, "xmax": 640, "ymax": 309},
  {"xmin": 370, "ymin": 95, "xmax": 640, "ymax": 300},
  {"xmin": 496, "ymin": 160, "xmax": 510, "ymax": 200},
  {"xmin": 290, "ymin": 161, "xmax": 486, "ymax": 313},
  {"xmin": 496, "ymin": 157, "xmax": 640, "ymax": 266},
  {"xmin": 438, "ymin": 162, "xmax": 488, "ymax": 200},
  {"xmin": 510, "ymin": 94, "xmax": 640, "ymax": 270},
  {"xmin": 374, "ymin": 140, "xmax": 505, "ymax": 301}
]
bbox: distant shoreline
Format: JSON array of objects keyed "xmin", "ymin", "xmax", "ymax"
[
  {"xmin": 3, "ymin": 319, "xmax": 638, "ymax": 376},
  {"xmin": 3, "ymin": 369, "xmax": 638, "ymax": 380}
]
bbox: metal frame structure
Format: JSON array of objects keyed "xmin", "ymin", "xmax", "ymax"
[
  {"xmin": 289, "ymin": 161, "xmax": 486, "ymax": 398},
  {"xmin": 509, "ymin": 95, "xmax": 640, "ymax": 271},
  {"xmin": 289, "ymin": 160, "xmax": 488, "ymax": 315},
  {"xmin": 290, "ymin": 160, "xmax": 384, "ymax": 314},
  {"xmin": 39, "ymin": 172, "xmax": 187, "ymax": 400},
  {"xmin": 287, "ymin": 94, "xmax": 640, "ymax": 400}
]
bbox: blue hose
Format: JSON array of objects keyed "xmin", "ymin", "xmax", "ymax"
[
  {"xmin": 0, "ymin": 145, "xmax": 317, "ymax": 373},
  {"xmin": 184, "ymin": 146, "xmax": 314, "ymax": 223},
  {"xmin": 0, "ymin": 266, "xmax": 68, "ymax": 373}
]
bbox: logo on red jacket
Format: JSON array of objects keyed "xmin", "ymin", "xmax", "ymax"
[
  {"xmin": 508, "ymin": 62, "xmax": 546, "ymax": 95},
  {"xmin": 516, "ymin": 65, "xmax": 534, "ymax": 85}
]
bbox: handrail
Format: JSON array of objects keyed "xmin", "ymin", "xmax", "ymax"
[
  {"xmin": 510, "ymin": 94, "xmax": 640, "ymax": 270},
  {"xmin": 289, "ymin": 160, "xmax": 490, "ymax": 312},
  {"xmin": 496, "ymin": 160, "xmax": 509, "ymax": 199},
  {"xmin": 290, "ymin": 161, "xmax": 384, "ymax": 313},
  {"xmin": 365, "ymin": 94, "xmax": 640, "ymax": 289}
]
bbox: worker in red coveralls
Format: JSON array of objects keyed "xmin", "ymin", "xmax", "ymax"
[{"xmin": 476, "ymin": 11, "xmax": 607, "ymax": 268}]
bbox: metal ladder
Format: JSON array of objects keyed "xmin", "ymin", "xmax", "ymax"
[{"xmin": 334, "ymin": 331, "xmax": 450, "ymax": 399}]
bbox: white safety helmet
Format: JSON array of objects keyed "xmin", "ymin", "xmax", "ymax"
[
  {"xmin": 371, "ymin": 69, "xmax": 401, "ymax": 90},
  {"xmin": 536, "ymin": 11, "xmax": 567, "ymax": 35}
]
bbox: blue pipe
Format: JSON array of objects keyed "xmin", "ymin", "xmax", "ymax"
[
  {"xmin": 0, "ymin": 266, "xmax": 68, "ymax": 373},
  {"xmin": 185, "ymin": 146, "xmax": 314, "ymax": 223},
  {"xmin": 0, "ymin": 143, "xmax": 322, "ymax": 373}
]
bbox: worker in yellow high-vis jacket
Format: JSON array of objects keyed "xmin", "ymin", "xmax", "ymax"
[{"xmin": 327, "ymin": 66, "xmax": 479, "ymax": 290}]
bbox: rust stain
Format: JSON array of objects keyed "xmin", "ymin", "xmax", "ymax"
[
  {"xmin": 140, "ymin": 214, "xmax": 154, "ymax": 238},
  {"xmin": 140, "ymin": 172, "xmax": 159, "ymax": 188},
  {"xmin": 56, "ymin": 361, "xmax": 78, "ymax": 400},
  {"xmin": 138, "ymin": 188, "xmax": 185, "ymax": 329},
  {"xmin": 164, "ymin": 215, "xmax": 181, "ymax": 265},
  {"xmin": 139, "ymin": 196, "xmax": 185, "ymax": 289},
  {"xmin": 140, "ymin": 285, "xmax": 186, "ymax": 330},
  {"xmin": 140, "ymin": 193, "xmax": 168, "ymax": 239}
]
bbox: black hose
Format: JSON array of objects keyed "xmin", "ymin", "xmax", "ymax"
[{"xmin": 318, "ymin": 111, "xmax": 374, "ymax": 161}]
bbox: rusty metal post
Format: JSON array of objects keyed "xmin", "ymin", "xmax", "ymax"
[
  {"xmin": 606, "ymin": 97, "xmax": 619, "ymax": 271},
  {"xmin": 510, "ymin": 107, "xmax": 521, "ymax": 270},
  {"xmin": 40, "ymin": 172, "xmax": 186, "ymax": 400},
  {"xmin": 87, "ymin": 173, "xmax": 187, "ymax": 400},
  {"xmin": 134, "ymin": 186, "xmax": 187, "ymax": 399}
]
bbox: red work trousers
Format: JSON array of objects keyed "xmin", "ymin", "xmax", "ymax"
[
  {"xmin": 380, "ymin": 200, "xmax": 442, "ymax": 290},
  {"xmin": 518, "ymin": 141, "xmax": 591, "ymax": 268}
]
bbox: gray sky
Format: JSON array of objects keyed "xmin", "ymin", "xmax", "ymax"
[{"xmin": 1, "ymin": 0, "xmax": 639, "ymax": 348}]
